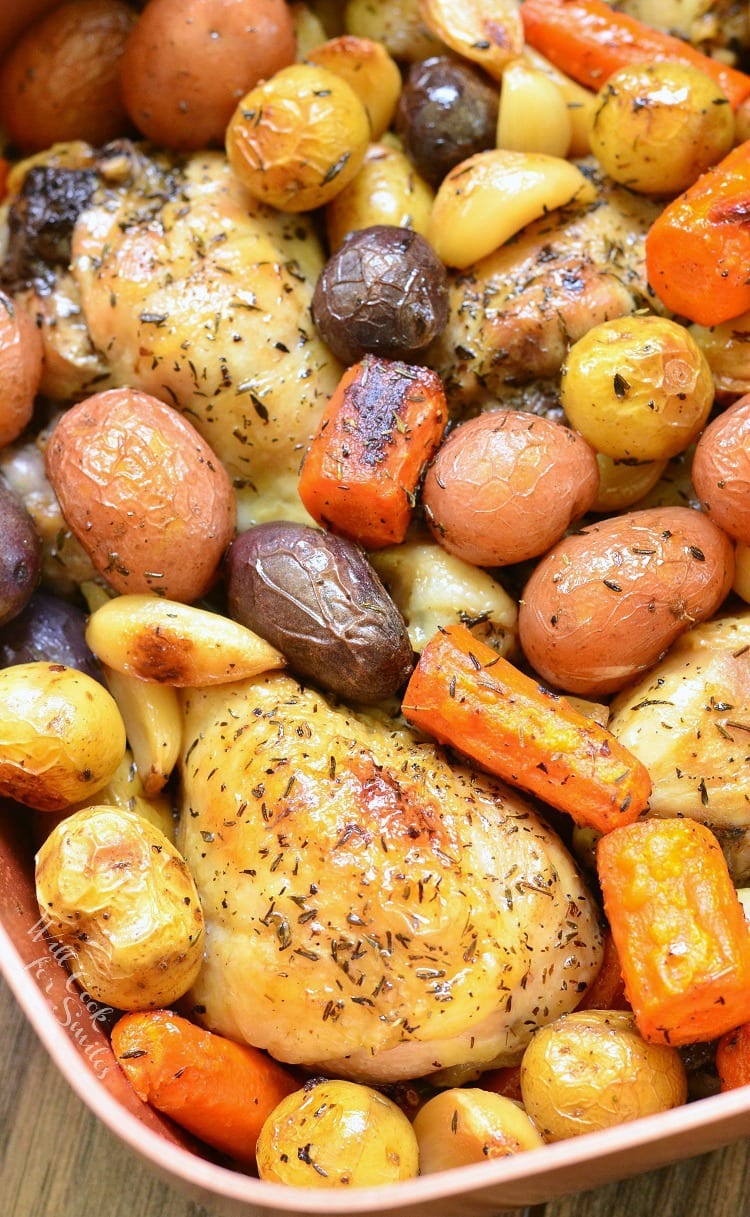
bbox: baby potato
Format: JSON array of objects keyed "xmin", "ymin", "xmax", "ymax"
[
  {"xmin": 257, "ymin": 1079, "xmax": 419, "ymax": 1187},
  {"xmin": 326, "ymin": 141, "xmax": 434, "ymax": 251},
  {"xmin": 304, "ymin": 36, "xmax": 402, "ymax": 138},
  {"xmin": 226, "ymin": 64, "xmax": 370, "ymax": 212},
  {"xmin": 121, "ymin": 0, "xmax": 296, "ymax": 150},
  {"xmin": 561, "ymin": 315, "xmax": 714, "ymax": 463},
  {"xmin": 44, "ymin": 388, "xmax": 236, "ymax": 603},
  {"xmin": 520, "ymin": 1010, "xmax": 687, "ymax": 1142},
  {"xmin": 692, "ymin": 395, "xmax": 750, "ymax": 543},
  {"xmin": 422, "ymin": 410, "xmax": 600, "ymax": 567},
  {"xmin": 0, "ymin": 294, "xmax": 43, "ymax": 450},
  {"xmin": 413, "ymin": 1088, "xmax": 543, "ymax": 1173},
  {"xmin": 35, "ymin": 806, "xmax": 204, "ymax": 1009},
  {"xmin": 0, "ymin": 662, "xmax": 126, "ymax": 811},
  {"xmin": 0, "ymin": 0, "xmax": 135, "ymax": 152},
  {"xmin": 518, "ymin": 506, "xmax": 735, "ymax": 696},
  {"xmin": 589, "ymin": 62, "xmax": 734, "ymax": 196},
  {"xmin": 591, "ymin": 454, "xmax": 668, "ymax": 514}
]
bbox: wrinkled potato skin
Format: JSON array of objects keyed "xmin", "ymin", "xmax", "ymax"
[
  {"xmin": 256, "ymin": 1079, "xmax": 419, "ymax": 1186},
  {"xmin": 518, "ymin": 506, "xmax": 735, "ymax": 695},
  {"xmin": 35, "ymin": 806, "xmax": 204, "ymax": 1008},
  {"xmin": 0, "ymin": 662, "xmax": 126, "ymax": 811},
  {"xmin": 589, "ymin": 62, "xmax": 734, "ymax": 196},
  {"xmin": 520, "ymin": 1010, "xmax": 687, "ymax": 1142},
  {"xmin": 692, "ymin": 396, "xmax": 750, "ymax": 543},
  {"xmin": 121, "ymin": 0, "xmax": 296, "ymax": 150},
  {"xmin": 45, "ymin": 388, "xmax": 236, "ymax": 602},
  {"xmin": 423, "ymin": 411, "xmax": 600, "ymax": 567},
  {"xmin": 0, "ymin": 0, "xmax": 134, "ymax": 152},
  {"xmin": 226, "ymin": 64, "xmax": 370, "ymax": 212},
  {"xmin": 0, "ymin": 295, "xmax": 43, "ymax": 450}
]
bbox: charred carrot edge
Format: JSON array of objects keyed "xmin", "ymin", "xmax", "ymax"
[
  {"xmin": 401, "ymin": 624, "xmax": 651, "ymax": 833},
  {"xmin": 476, "ymin": 1064, "xmax": 524, "ymax": 1102},
  {"xmin": 111, "ymin": 1010, "xmax": 298, "ymax": 1164},
  {"xmin": 716, "ymin": 1023, "xmax": 750, "ymax": 1091},
  {"xmin": 645, "ymin": 141, "xmax": 750, "ymax": 326},
  {"xmin": 298, "ymin": 354, "xmax": 447, "ymax": 549},
  {"xmin": 575, "ymin": 930, "xmax": 631, "ymax": 1012},
  {"xmin": 597, "ymin": 819, "xmax": 750, "ymax": 1046},
  {"xmin": 520, "ymin": 0, "xmax": 750, "ymax": 109}
]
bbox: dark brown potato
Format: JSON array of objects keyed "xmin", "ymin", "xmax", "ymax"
[
  {"xmin": 518, "ymin": 506, "xmax": 735, "ymax": 696},
  {"xmin": 395, "ymin": 56, "xmax": 499, "ymax": 188},
  {"xmin": 692, "ymin": 395, "xmax": 750, "ymax": 544},
  {"xmin": 423, "ymin": 411, "xmax": 600, "ymax": 567},
  {"xmin": 312, "ymin": 225, "xmax": 448, "ymax": 365},
  {"xmin": 0, "ymin": 478, "xmax": 41, "ymax": 627},
  {"xmin": 0, "ymin": 592, "xmax": 101, "ymax": 680},
  {"xmin": 225, "ymin": 521, "xmax": 414, "ymax": 702}
]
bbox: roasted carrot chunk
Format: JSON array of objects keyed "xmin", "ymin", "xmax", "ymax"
[
  {"xmin": 111, "ymin": 1009, "xmax": 298, "ymax": 1164},
  {"xmin": 576, "ymin": 930, "xmax": 631, "ymax": 1013},
  {"xmin": 401, "ymin": 624, "xmax": 651, "ymax": 833},
  {"xmin": 477, "ymin": 1064, "xmax": 524, "ymax": 1103},
  {"xmin": 520, "ymin": 0, "xmax": 750, "ymax": 110},
  {"xmin": 298, "ymin": 354, "xmax": 447, "ymax": 549},
  {"xmin": 598, "ymin": 819, "xmax": 750, "ymax": 1046},
  {"xmin": 716, "ymin": 1023, "xmax": 750, "ymax": 1091},
  {"xmin": 645, "ymin": 141, "xmax": 750, "ymax": 326}
]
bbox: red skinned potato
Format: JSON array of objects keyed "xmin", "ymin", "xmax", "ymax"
[
  {"xmin": 692, "ymin": 396, "xmax": 750, "ymax": 543},
  {"xmin": 518, "ymin": 506, "xmax": 735, "ymax": 696},
  {"xmin": 45, "ymin": 388, "xmax": 236, "ymax": 602},
  {"xmin": 0, "ymin": 0, "xmax": 135, "ymax": 152},
  {"xmin": 121, "ymin": 0, "xmax": 296, "ymax": 150},
  {"xmin": 0, "ymin": 294, "xmax": 43, "ymax": 449},
  {"xmin": 422, "ymin": 411, "xmax": 599, "ymax": 567}
]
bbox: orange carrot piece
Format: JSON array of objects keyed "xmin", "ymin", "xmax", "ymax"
[
  {"xmin": 401, "ymin": 624, "xmax": 651, "ymax": 833},
  {"xmin": 716, "ymin": 1023, "xmax": 750, "ymax": 1091},
  {"xmin": 645, "ymin": 141, "xmax": 750, "ymax": 326},
  {"xmin": 477, "ymin": 1064, "xmax": 524, "ymax": 1102},
  {"xmin": 597, "ymin": 819, "xmax": 750, "ymax": 1046},
  {"xmin": 298, "ymin": 354, "xmax": 447, "ymax": 549},
  {"xmin": 111, "ymin": 1010, "xmax": 298, "ymax": 1164},
  {"xmin": 576, "ymin": 930, "xmax": 631, "ymax": 1012},
  {"xmin": 520, "ymin": 0, "xmax": 750, "ymax": 109}
]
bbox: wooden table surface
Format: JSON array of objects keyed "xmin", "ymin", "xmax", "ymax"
[{"xmin": 2, "ymin": 975, "xmax": 748, "ymax": 1217}]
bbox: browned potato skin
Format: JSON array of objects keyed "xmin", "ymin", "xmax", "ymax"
[
  {"xmin": 0, "ymin": 294, "xmax": 43, "ymax": 449},
  {"xmin": 518, "ymin": 506, "xmax": 735, "ymax": 696},
  {"xmin": 44, "ymin": 387, "xmax": 236, "ymax": 603},
  {"xmin": 422, "ymin": 410, "xmax": 599, "ymax": 567},
  {"xmin": 121, "ymin": 0, "xmax": 296, "ymax": 150},
  {"xmin": 0, "ymin": 0, "xmax": 135, "ymax": 152},
  {"xmin": 692, "ymin": 396, "xmax": 750, "ymax": 544}
]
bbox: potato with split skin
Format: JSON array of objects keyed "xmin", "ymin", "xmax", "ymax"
[
  {"xmin": 422, "ymin": 410, "xmax": 600, "ymax": 567},
  {"xmin": 0, "ymin": 662, "xmax": 126, "ymax": 811},
  {"xmin": 44, "ymin": 387, "xmax": 236, "ymax": 603},
  {"xmin": 35, "ymin": 806, "xmax": 204, "ymax": 1009},
  {"xmin": 121, "ymin": 0, "xmax": 296, "ymax": 150},
  {"xmin": 518, "ymin": 506, "xmax": 735, "ymax": 696}
]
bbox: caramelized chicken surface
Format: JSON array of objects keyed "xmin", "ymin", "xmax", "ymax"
[
  {"xmin": 1, "ymin": 141, "xmax": 342, "ymax": 525},
  {"xmin": 178, "ymin": 673, "xmax": 603, "ymax": 1084},
  {"xmin": 425, "ymin": 175, "xmax": 662, "ymax": 414}
]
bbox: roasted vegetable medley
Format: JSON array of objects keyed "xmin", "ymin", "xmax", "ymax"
[{"xmin": 5, "ymin": 0, "xmax": 750, "ymax": 1192}]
